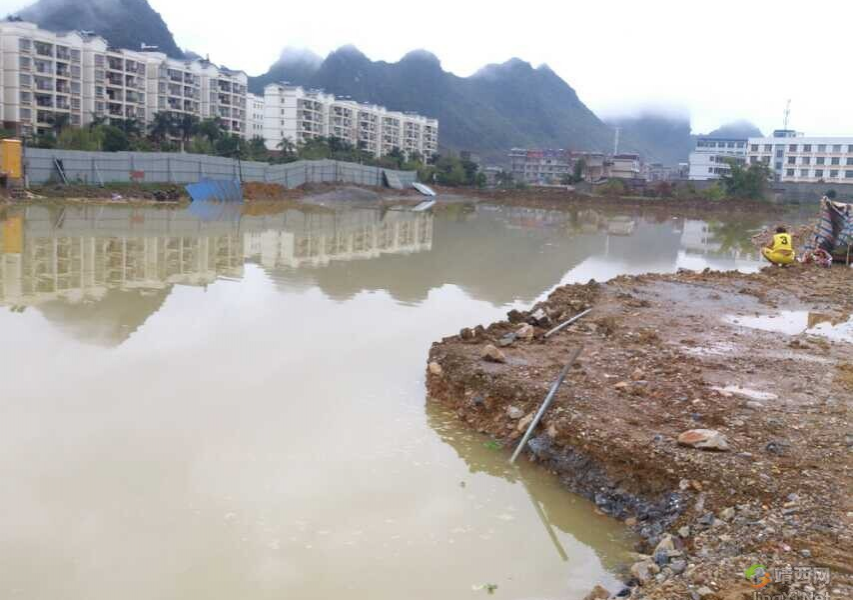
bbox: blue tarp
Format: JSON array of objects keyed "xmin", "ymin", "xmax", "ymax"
[
  {"xmin": 807, "ymin": 198, "xmax": 853, "ymax": 257},
  {"xmin": 185, "ymin": 178, "xmax": 243, "ymax": 203}
]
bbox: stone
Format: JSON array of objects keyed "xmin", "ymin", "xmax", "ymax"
[
  {"xmin": 670, "ymin": 559, "xmax": 687, "ymax": 575},
  {"xmin": 654, "ymin": 550, "xmax": 669, "ymax": 566},
  {"xmin": 516, "ymin": 323, "xmax": 535, "ymax": 341},
  {"xmin": 528, "ymin": 308, "xmax": 552, "ymax": 327},
  {"xmin": 497, "ymin": 333, "xmax": 517, "ymax": 347},
  {"xmin": 800, "ymin": 549, "xmax": 812, "ymax": 558},
  {"xmin": 516, "ymin": 412, "xmax": 535, "ymax": 433},
  {"xmin": 428, "ymin": 362, "xmax": 443, "ymax": 376},
  {"xmin": 745, "ymin": 401, "xmax": 764, "ymax": 410},
  {"xmin": 678, "ymin": 526, "xmax": 690, "ymax": 538},
  {"xmin": 631, "ymin": 368, "xmax": 645, "ymax": 380},
  {"xmin": 614, "ymin": 381, "xmax": 630, "ymax": 390},
  {"xmin": 583, "ymin": 585, "xmax": 610, "ymax": 600},
  {"xmin": 718, "ymin": 507, "xmax": 735, "ymax": 521},
  {"xmin": 481, "ymin": 344, "xmax": 507, "ymax": 364},
  {"xmin": 654, "ymin": 534, "xmax": 675, "ymax": 554},
  {"xmin": 625, "ymin": 517, "xmax": 638, "ymax": 527},
  {"xmin": 677, "ymin": 429, "xmax": 730, "ymax": 451},
  {"xmin": 507, "ymin": 309, "xmax": 525, "ymax": 324},
  {"xmin": 696, "ymin": 586, "xmax": 715, "ymax": 598},
  {"xmin": 630, "ymin": 560, "xmax": 654, "ymax": 584},
  {"xmin": 506, "ymin": 406, "xmax": 524, "ymax": 420}
]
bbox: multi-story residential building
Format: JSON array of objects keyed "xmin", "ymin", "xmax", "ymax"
[
  {"xmin": 0, "ymin": 20, "xmax": 87, "ymax": 137},
  {"xmin": 608, "ymin": 153, "xmax": 642, "ymax": 180},
  {"xmin": 0, "ymin": 21, "xmax": 254, "ymax": 139},
  {"xmin": 246, "ymin": 92, "xmax": 264, "ymax": 139},
  {"xmin": 262, "ymin": 83, "xmax": 438, "ymax": 158},
  {"xmin": 569, "ymin": 151, "xmax": 607, "ymax": 181},
  {"xmin": 509, "ymin": 148, "xmax": 571, "ymax": 185},
  {"xmin": 745, "ymin": 130, "xmax": 853, "ymax": 184},
  {"xmin": 687, "ymin": 137, "xmax": 747, "ymax": 181}
]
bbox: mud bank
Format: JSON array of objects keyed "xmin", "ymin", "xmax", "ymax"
[{"xmin": 427, "ymin": 265, "xmax": 852, "ymax": 600}]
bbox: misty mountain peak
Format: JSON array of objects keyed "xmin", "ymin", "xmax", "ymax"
[
  {"xmin": 276, "ymin": 47, "xmax": 323, "ymax": 68},
  {"xmin": 400, "ymin": 49, "xmax": 441, "ymax": 65},
  {"xmin": 472, "ymin": 57, "xmax": 534, "ymax": 80}
]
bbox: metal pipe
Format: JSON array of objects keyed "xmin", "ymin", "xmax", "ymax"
[
  {"xmin": 509, "ymin": 345, "xmax": 583, "ymax": 464},
  {"xmin": 544, "ymin": 307, "xmax": 593, "ymax": 339}
]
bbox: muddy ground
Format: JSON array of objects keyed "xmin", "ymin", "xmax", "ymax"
[{"xmin": 427, "ymin": 264, "xmax": 852, "ymax": 600}]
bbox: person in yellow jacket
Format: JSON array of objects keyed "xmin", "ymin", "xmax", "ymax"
[{"xmin": 762, "ymin": 226, "xmax": 796, "ymax": 266}]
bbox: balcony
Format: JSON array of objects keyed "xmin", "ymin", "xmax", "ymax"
[
  {"xmin": 168, "ymin": 71, "xmax": 183, "ymax": 83},
  {"xmin": 55, "ymin": 65, "xmax": 70, "ymax": 78},
  {"xmin": 55, "ymin": 81, "xmax": 70, "ymax": 94},
  {"xmin": 34, "ymin": 42, "xmax": 53, "ymax": 57},
  {"xmin": 35, "ymin": 94, "xmax": 53, "ymax": 108},
  {"xmin": 34, "ymin": 78, "xmax": 53, "ymax": 92},
  {"xmin": 108, "ymin": 57, "xmax": 124, "ymax": 71},
  {"xmin": 56, "ymin": 47, "xmax": 71, "ymax": 61},
  {"xmin": 108, "ymin": 104, "xmax": 124, "ymax": 116}
]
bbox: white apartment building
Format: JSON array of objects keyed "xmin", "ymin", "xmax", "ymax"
[
  {"xmin": 687, "ymin": 137, "xmax": 747, "ymax": 181},
  {"xmin": 0, "ymin": 20, "xmax": 86, "ymax": 136},
  {"xmin": 246, "ymin": 92, "xmax": 264, "ymax": 139},
  {"xmin": 263, "ymin": 83, "xmax": 438, "ymax": 158},
  {"xmin": 0, "ymin": 21, "xmax": 252, "ymax": 139},
  {"xmin": 745, "ymin": 131, "xmax": 853, "ymax": 184}
]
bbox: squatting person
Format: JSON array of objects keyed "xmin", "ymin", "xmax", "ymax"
[{"xmin": 762, "ymin": 226, "xmax": 796, "ymax": 266}]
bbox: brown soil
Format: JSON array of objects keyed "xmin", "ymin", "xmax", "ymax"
[{"xmin": 427, "ymin": 264, "xmax": 852, "ymax": 600}]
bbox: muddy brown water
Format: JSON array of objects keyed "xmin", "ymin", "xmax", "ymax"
[{"xmin": 0, "ymin": 200, "xmax": 808, "ymax": 599}]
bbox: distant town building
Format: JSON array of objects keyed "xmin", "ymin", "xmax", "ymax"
[
  {"xmin": 569, "ymin": 151, "xmax": 606, "ymax": 181},
  {"xmin": 687, "ymin": 137, "xmax": 747, "ymax": 181},
  {"xmin": 262, "ymin": 83, "xmax": 438, "ymax": 159},
  {"xmin": 508, "ymin": 148, "xmax": 571, "ymax": 185},
  {"xmin": 746, "ymin": 131, "xmax": 853, "ymax": 184},
  {"xmin": 608, "ymin": 153, "xmax": 642, "ymax": 180}
]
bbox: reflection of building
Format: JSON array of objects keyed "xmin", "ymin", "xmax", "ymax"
[
  {"xmin": 243, "ymin": 210, "xmax": 433, "ymax": 269},
  {"xmin": 0, "ymin": 206, "xmax": 434, "ymax": 309}
]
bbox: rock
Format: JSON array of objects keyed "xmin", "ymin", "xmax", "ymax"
[
  {"xmin": 614, "ymin": 381, "xmax": 630, "ymax": 391},
  {"xmin": 497, "ymin": 333, "xmax": 517, "ymax": 347},
  {"xmin": 670, "ymin": 559, "xmax": 687, "ymax": 575},
  {"xmin": 631, "ymin": 368, "xmax": 645, "ymax": 381},
  {"xmin": 718, "ymin": 507, "xmax": 735, "ymax": 521},
  {"xmin": 654, "ymin": 534, "xmax": 675, "ymax": 554},
  {"xmin": 481, "ymin": 344, "xmax": 507, "ymax": 364},
  {"xmin": 507, "ymin": 309, "xmax": 525, "ymax": 324},
  {"xmin": 516, "ymin": 323, "xmax": 535, "ymax": 341},
  {"xmin": 678, "ymin": 526, "xmax": 690, "ymax": 538},
  {"xmin": 677, "ymin": 429, "xmax": 730, "ymax": 451},
  {"xmin": 800, "ymin": 549, "xmax": 812, "ymax": 558},
  {"xmin": 654, "ymin": 550, "xmax": 669, "ymax": 566},
  {"xmin": 625, "ymin": 517, "xmax": 638, "ymax": 527},
  {"xmin": 583, "ymin": 585, "xmax": 610, "ymax": 600},
  {"xmin": 745, "ymin": 401, "xmax": 764, "ymax": 410},
  {"xmin": 696, "ymin": 586, "xmax": 715, "ymax": 598},
  {"xmin": 528, "ymin": 308, "xmax": 552, "ymax": 327},
  {"xmin": 630, "ymin": 560, "xmax": 654, "ymax": 585},
  {"xmin": 460, "ymin": 327, "xmax": 475, "ymax": 340},
  {"xmin": 516, "ymin": 412, "xmax": 535, "ymax": 432},
  {"xmin": 507, "ymin": 406, "xmax": 524, "ymax": 420},
  {"xmin": 428, "ymin": 362, "xmax": 443, "ymax": 376}
]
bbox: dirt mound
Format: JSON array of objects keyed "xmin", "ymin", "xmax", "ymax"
[{"xmin": 427, "ymin": 265, "xmax": 853, "ymax": 600}]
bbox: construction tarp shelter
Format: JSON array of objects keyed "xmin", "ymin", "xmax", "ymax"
[{"xmin": 807, "ymin": 197, "xmax": 853, "ymax": 260}]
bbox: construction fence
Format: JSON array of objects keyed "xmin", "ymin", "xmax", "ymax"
[{"xmin": 22, "ymin": 148, "xmax": 418, "ymax": 189}]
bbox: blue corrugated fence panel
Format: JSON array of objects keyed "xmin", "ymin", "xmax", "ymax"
[{"xmin": 185, "ymin": 178, "xmax": 243, "ymax": 203}]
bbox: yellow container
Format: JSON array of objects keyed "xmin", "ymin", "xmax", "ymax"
[{"xmin": 0, "ymin": 139, "xmax": 23, "ymax": 179}]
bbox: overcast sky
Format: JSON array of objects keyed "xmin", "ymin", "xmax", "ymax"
[{"xmin": 2, "ymin": 0, "xmax": 851, "ymax": 136}]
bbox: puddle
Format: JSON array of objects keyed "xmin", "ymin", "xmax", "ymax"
[
  {"xmin": 724, "ymin": 311, "xmax": 853, "ymax": 343},
  {"xmin": 713, "ymin": 385, "xmax": 778, "ymax": 401}
]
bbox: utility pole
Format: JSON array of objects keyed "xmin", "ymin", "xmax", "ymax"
[
  {"xmin": 783, "ymin": 99, "xmax": 791, "ymax": 131},
  {"xmin": 613, "ymin": 127, "xmax": 621, "ymax": 155}
]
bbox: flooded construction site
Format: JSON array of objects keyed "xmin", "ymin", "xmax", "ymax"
[{"xmin": 0, "ymin": 199, "xmax": 813, "ymax": 599}]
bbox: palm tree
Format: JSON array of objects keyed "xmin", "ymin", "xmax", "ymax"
[
  {"xmin": 277, "ymin": 137, "xmax": 297, "ymax": 160},
  {"xmin": 148, "ymin": 112, "xmax": 174, "ymax": 145},
  {"xmin": 88, "ymin": 114, "xmax": 108, "ymax": 131},
  {"xmin": 177, "ymin": 114, "xmax": 200, "ymax": 150},
  {"xmin": 118, "ymin": 118, "xmax": 143, "ymax": 139},
  {"xmin": 48, "ymin": 113, "xmax": 71, "ymax": 137},
  {"xmin": 197, "ymin": 117, "xmax": 224, "ymax": 145}
]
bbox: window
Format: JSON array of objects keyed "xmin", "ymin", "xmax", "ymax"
[
  {"xmin": 19, "ymin": 56, "xmax": 30, "ymax": 70},
  {"xmin": 830, "ymin": 170, "xmax": 839, "ymax": 178},
  {"xmin": 71, "ymin": 49, "xmax": 81, "ymax": 62},
  {"xmin": 736, "ymin": 142, "xmax": 745, "ymax": 148},
  {"xmin": 762, "ymin": 156, "xmax": 770, "ymax": 164},
  {"xmin": 19, "ymin": 74, "xmax": 30, "ymax": 87},
  {"xmin": 848, "ymin": 145, "xmax": 853, "ymax": 153},
  {"xmin": 815, "ymin": 169, "xmax": 824, "ymax": 178},
  {"xmin": 800, "ymin": 169, "xmax": 809, "ymax": 177},
  {"xmin": 802, "ymin": 157, "xmax": 811, "ymax": 165},
  {"xmin": 817, "ymin": 144, "xmax": 826, "ymax": 152},
  {"xmin": 764, "ymin": 144, "xmax": 772, "ymax": 152},
  {"xmin": 776, "ymin": 150, "xmax": 784, "ymax": 158},
  {"xmin": 848, "ymin": 158, "xmax": 853, "ymax": 165},
  {"xmin": 775, "ymin": 162, "xmax": 782, "ymax": 171},
  {"xmin": 803, "ymin": 144, "xmax": 811, "ymax": 152},
  {"xmin": 846, "ymin": 171, "xmax": 853, "ymax": 179},
  {"xmin": 831, "ymin": 157, "xmax": 840, "ymax": 165},
  {"xmin": 817, "ymin": 157, "xmax": 825, "ymax": 165},
  {"xmin": 787, "ymin": 156, "xmax": 796, "ymax": 164},
  {"xmin": 750, "ymin": 144, "xmax": 759, "ymax": 152},
  {"xmin": 789, "ymin": 144, "xmax": 797, "ymax": 152},
  {"xmin": 19, "ymin": 38, "xmax": 32, "ymax": 52},
  {"xmin": 750, "ymin": 156, "xmax": 758, "ymax": 164},
  {"xmin": 20, "ymin": 91, "xmax": 31, "ymax": 103},
  {"xmin": 786, "ymin": 169, "xmax": 795, "ymax": 177},
  {"xmin": 833, "ymin": 144, "xmax": 842, "ymax": 152}
]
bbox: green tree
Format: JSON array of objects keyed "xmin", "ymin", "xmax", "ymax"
[
  {"xmin": 197, "ymin": 117, "xmax": 225, "ymax": 145},
  {"xmin": 721, "ymin": 159, "xmax": 770, "ymax": 200},
  {"xmin": 187, "ymin": 135, "xmax": 214, "ymax": 155},
  {"xmin": 48, "ymin": 113, "xmax": 71, "ymax": 137},
  {"xmin": 56, "ymin": 126, "xmax": 103, "ymax": 151},
  {"xmin": 495, "ymin": 170, "xmax": 514, "ymax": 187},
  {"xmin": 101, "ymin": 125, "xmax": 130, "ymax": 152},
  {"xmin": 177, "ymin": 114, "xmax": 200, "ymax": 149},
  {"xmin": 148, "ymin": 112, "xmax": 174, "ymax": 145}
]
